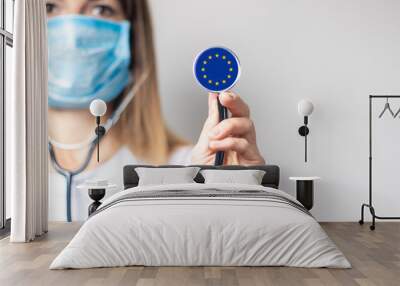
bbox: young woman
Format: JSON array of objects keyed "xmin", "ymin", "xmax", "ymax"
[{"xmin": 46, "ymin": 0, "xmax": 265, "ymax": 221}]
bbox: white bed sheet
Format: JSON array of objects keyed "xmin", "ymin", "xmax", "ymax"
[{"xmin": 50, "ymin": 183, "xmax": 350, "ymax": 269}]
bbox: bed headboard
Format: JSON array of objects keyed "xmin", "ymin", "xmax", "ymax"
[{"xmin": 123, "ymin": 165, "xmax": 280, "ymax": 190}]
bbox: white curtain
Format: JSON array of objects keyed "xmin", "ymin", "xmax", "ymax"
[{"xmin": 7, "ymin": 0, "xmax": 48, "ymax": 242}]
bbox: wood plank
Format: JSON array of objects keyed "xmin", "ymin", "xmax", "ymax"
[{"xmin": 0, "ymin": 222, "xmax": 399, "ymax": 286}]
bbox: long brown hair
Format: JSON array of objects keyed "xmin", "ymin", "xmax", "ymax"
[{"xmin": 115, "ymin": 0, "xmax": 187, "ymax": 164}]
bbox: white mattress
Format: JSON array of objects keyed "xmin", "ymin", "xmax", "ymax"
[{"xmin": 50, "ymin": 183, "xmax": 350, "ymax": 269}]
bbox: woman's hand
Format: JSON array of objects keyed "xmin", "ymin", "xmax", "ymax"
[{"xmin": 191, "ymin": 92, "xmax": 265, "ymax": 165}]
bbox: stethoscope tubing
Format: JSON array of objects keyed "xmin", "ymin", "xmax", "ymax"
[
  {"xmin": 214, "ymin": 98, "xmax": 228, "ymax": 166},
  {"xmin": 49, "ymin": 141, "xmax": 98, "ymax": 222}
]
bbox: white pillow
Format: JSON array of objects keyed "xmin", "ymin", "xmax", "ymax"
[
  {"xmin": 136, "ymin": 167, "xmax": 200, "ymax": 186},
  {"xmin": 200, "ymin": 169, "xmax": 266, "ymax": 185}
]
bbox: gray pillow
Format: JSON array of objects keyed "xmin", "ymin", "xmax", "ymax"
[
  {"xmin": 200, "ymin": 169, "xmax": 266, "ymax": 185},
  {"xmin": 136, "ymin": 167, "xmax": 201, "ymax": 186}
]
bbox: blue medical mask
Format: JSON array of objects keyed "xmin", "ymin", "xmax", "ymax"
[{"xmin": 47, "ymin": 15, "xmax": 131, "ymax": 109}]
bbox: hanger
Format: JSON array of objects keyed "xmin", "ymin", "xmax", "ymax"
[
  {"xmin": 394, "ymin": 106, "xmax": 400, "ymax": 118},
  {"xmin": 378, "ymin": 97, "xmax": 395, "ymax": 118}
]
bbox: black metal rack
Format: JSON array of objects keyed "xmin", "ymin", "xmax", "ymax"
[{"xmin": 359, "ymin": 95, "xmax": 400, "ymax": 230}]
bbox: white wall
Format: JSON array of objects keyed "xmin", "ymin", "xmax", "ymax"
[{"xmin": 150, "ymin": 0, "xmax": 400, "ymax": 221}]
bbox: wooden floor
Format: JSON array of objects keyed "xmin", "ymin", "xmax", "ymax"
[{"xmin": 0, "ymin": 222, "xmax": 399, "ymax": 286}]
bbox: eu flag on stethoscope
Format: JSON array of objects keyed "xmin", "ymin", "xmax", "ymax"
[{"xmin": 193, "ymin": 47, "xmax": 240, "ymax": 93}]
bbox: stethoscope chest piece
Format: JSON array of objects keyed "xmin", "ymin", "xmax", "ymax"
[{"xmin": 193, "ymin": 46, "xmax": 241, "ymax": 93}]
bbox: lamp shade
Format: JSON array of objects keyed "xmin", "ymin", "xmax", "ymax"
[
  {"xmin": 90, "ymin": 99, "xmax": 107, "ymax": 117},
  {"xmin": 298, "ymin": 100, "xmax": 314, "ymax": 116}
]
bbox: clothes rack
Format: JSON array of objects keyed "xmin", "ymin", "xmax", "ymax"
[{"xmin": 359, "ymin": 95, "xmax": 400, "ymax": 230}]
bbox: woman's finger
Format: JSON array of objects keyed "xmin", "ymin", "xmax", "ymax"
[
  {"xmin": 207, "ymin": 93, "xmax": 220, "ymax": 125},
  {"xmin": 209, "ymin": 137, "xmax": 250, "ymax": 154},
  {"xmin": 219, "ymin": 91, "xmax": 250, "ymax": 118},
  {"xmin": 208, "ymin": 117, "xmax": 254, "ymax": 140},
  {"xmin": 195, "ymin": 93, "xmax": 221, "ymax": 148}
]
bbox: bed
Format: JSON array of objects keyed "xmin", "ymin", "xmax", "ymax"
[{"xmin": 50, "ymin": 165, "xmax": 350, "ymax": 269}]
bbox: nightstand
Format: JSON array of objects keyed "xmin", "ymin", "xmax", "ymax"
[
  {"xmin": 77, "ymin": 181, "xmax": 117, "ymax": 216},
  {"xmin": 289, "ymin": 177, "xmax": 320, "ymax": 210}
]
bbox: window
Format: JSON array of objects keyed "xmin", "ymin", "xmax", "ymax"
[{"xmin": 0, "ymin": 0, "xmax": 14, "ymax": 234}]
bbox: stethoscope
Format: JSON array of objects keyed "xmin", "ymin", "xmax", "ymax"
[
  {"xmin": 193, "ymin": 46, "xmax": 241, "ymax": 165},
  {"xmin": 48, "ymin": 73, "xmax": 148, "ymax": 222}
]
